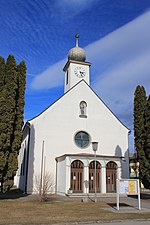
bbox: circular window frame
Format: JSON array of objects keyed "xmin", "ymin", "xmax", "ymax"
[{"xmin": 74, "ymin": 131, "xmax": 91, "ymax": 149}]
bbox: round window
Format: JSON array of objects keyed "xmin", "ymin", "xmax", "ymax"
[{"xmin": 75, "ymin": 131, "xmax": 90, "ymax": 148}]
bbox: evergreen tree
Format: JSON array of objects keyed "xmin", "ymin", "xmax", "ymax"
[
  {"xmin": 0, "ymin": 56, "xmax": 5, "ymax": 89},
  {"xmin": 12, "ymin": 61, "xmax": 26, "ymax": 154},
  {"xmin": 145, "ymin": 96, "xmax": 150, "ymax": 159},
  {"xmin": 134, "ymin": 85, "xmax": 150, "ymax": 189},
  {"xmin": 0, "ymin": 56, "xmax": 7, "ymax": 184},
  {"xmin": 0, "ymin": 55, "xmax": 26, "ymax": 192}
]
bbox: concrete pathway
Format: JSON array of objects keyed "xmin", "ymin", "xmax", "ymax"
[{"xmin": 77, "ymin": 220, "xmax": 150, "ymax": 225}]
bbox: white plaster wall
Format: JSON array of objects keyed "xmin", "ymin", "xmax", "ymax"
[
  {"xmin": 26, "ymin": 81, "xmax": 129, "ymax": 193},
  {"xmin": 57, "ymin": 158, "xmax": 66, "ymax": 194},
  {"xmin": 65, "ymin": 157, "xmax": 71, "ymax": 193}
]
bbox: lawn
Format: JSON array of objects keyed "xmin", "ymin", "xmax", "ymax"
[{"xmin": 0, "ymin": 198, "xmax": 150, "ymax": 224}]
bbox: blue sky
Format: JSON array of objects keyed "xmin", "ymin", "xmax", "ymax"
[{"xmin": 0, "ymin": 0, "xmax": 150, "ymax": 152}]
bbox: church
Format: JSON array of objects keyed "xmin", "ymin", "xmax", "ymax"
[{"xmin": 15, "ymin": 34, "xmax": 130, "ymax": 195}]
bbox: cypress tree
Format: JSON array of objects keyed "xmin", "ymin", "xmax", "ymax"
[
  {"xmin": 134, "ymin": 85, "xmax": 150, "ymax": 189},
  {"xmin": 0, "ymin": 56, "xmax": 5, "ymax": 89},
  {"xmin": 143, "ymin": 95, "xmax": 150, "ymax": 188},
  {"xmin": 0, "ymin": 56, "xmax": 7, "ymax": 183},
  {"xmin": 145, "ymin": 95, "xmax": 150, "ymax": 159},
  {"xmin": 2, "ymin": 55, "xmax": 18, "ymax": 192},
  {"xmin": 0, "ymin": 55, "xmax": 26, "ymax": 192},
  {"xmin": 11, "ymin": 61, "xmax": 26, "ymax": 154}
]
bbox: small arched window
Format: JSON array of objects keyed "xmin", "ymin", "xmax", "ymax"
[{"xmin": 79, "ymin": 101, "xmax": 87, "ymax": 118}]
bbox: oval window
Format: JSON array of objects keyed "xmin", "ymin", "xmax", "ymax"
[{"xmin": 75, "ymin": 131, "xmax": 90, "ymax": 148}]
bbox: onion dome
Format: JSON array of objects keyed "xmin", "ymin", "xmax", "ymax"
[{"xmin": 68, "ymin": 34, "xmax": 86, "ymax": 62}]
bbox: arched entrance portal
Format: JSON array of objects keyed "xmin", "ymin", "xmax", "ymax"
[
  {"xmin": 89, "ymin": 161, "xmax": 101, "ymax": 193},
  {"xmin": 71, "ymin": 160, "xmax": 84, "ymax": 193},
  {"xmin": 106, "ymin": 161, "xmax": 117, "ymax": 193}
]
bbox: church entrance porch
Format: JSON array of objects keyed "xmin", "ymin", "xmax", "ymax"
[{"xmin": 55, "ymin": 154, "xmax": 122, "ymax": 195}]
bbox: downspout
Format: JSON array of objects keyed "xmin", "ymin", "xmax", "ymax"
[{"xmin": 25, "ymin": 122, "xmax": 30, "ymax": 194}]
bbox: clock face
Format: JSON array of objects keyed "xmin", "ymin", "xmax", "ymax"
[{"xmin": 74, "ymin": 66, "xmax": 86, "ymax": 78}]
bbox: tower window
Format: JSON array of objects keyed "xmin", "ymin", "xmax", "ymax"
[
  {"xmin": 79, "ymin": 101, "xmax": 87, "ymax": 118},
  {"xmin": 66, "ymin": 70, "xmax": 69, "ymax": 85}
]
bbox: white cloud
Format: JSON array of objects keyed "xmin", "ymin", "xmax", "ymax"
[
  {"xmin": 55, "ymin": 0, "xmax": 95, "ymax": 10},
  {"xmin": 94, "ymin": 50, "xmax": 150, "ymax": 105},
  {"xmin": 51, "ymin": 0, "xmax": 96, "ymax": 20},
  {"xmin": 31, "ymin": 59, "xmax": 66, "ymax": 90}
]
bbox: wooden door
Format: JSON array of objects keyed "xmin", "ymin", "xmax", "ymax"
[
  {"xmin": 89, "ymin": 161, "xmax": 101, "ymax": 193},
  {"xmin": 106, "ymin": 161, "xmax": 117, "ymax": 193},
  {"xmin": 71, "ymin": 160, "xmax": 84, "ymax": 193}
]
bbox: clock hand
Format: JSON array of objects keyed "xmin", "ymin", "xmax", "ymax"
[{"xmin": 81, "ymin": 72, "xmax": 85, "ymax": 77}]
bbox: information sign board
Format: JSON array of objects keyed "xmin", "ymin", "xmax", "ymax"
[
  {"xmin": 118, "ymin": 179, "xmax": 138, "ymax": 195},
  {"xmin": 116, "ymin": 179, "xmax": 141, "ymax": 210}
]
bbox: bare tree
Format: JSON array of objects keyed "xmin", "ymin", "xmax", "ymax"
[{"xmin": 34, "ymin": 172, "xmax": 54, "ymax": 202}]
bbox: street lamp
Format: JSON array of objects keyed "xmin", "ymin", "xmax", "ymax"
[{"xmin": 92, "ymin": 141, "xmax": 98, "ymax": 202}]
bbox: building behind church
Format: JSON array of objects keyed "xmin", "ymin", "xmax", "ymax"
[{"xmin": 15, "ymin": 34, "xmax": 130, "ymax": 195}]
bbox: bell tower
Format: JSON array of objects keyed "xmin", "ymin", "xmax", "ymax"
[{"xmin": 63, "ymin": 34, "xmax": 91, "ymax": 93}]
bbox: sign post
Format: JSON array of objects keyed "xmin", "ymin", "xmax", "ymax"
[
  {"xmin": 137, "ymin": 179, "xmax": 141, "ymax": 210},
  {"xmin": 116, "ymin": 179, "xmax": 141, "ymax": 210}
]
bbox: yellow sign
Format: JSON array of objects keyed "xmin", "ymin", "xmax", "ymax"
[{"xmin": 128, "ymin": 180, "xmax": 137, "ymax": 194}]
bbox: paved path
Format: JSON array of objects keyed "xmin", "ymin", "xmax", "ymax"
[
  {"xmin": 5, "ymin": 221, "xmax": 150, "ymax": 225},
  {"xmin": 62, "ymin": 193, "xmax": 150, "ymax": 211},
  {"xmin": 78, "ymin": 220, "xmax": 150, "ymax": 225},
  {"xmin": 98, "ymin": 195, "xmax": 150, "ymax": 211}
]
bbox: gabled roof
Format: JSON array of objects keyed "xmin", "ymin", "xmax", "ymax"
[{"xmin": 24, "ymin": 79, "xmax": 130, "ymax": 132}]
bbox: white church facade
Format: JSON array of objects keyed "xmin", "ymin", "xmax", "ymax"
[{"xmin": 15, "ymin": 34, "xmax": 130, "ymax": 195}]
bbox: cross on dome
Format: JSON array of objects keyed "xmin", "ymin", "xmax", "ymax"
[
  {"xmin": 68, "ymin": 34, "xmax": 86, "ymax": 62},
  {"xmin": 75, "ymin": 33, "xmax": 79, "ymax": 47}
]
